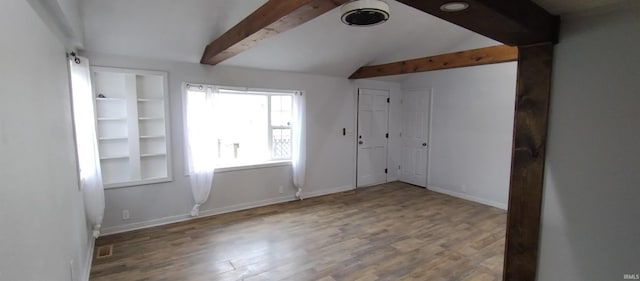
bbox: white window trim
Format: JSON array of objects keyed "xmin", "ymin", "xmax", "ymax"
[
  {"xmin": 183, "ymin": 82, "xmax": 299, "ymax": 174},
  {"xmin": 215, "ymin": 160, "xmax": 291, "ymax": 173}
]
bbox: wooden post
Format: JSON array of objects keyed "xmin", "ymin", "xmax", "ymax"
[{"xmin": 503, "ymin": 43, "xmax": 554, "ymax": 281}]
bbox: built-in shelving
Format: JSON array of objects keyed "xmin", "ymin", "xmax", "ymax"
[{"xmin": 92, "ymin": 67, "xmax": 171, "ymax": 189}]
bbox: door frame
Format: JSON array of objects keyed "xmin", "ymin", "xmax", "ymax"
[
  {"xmin": 427, "ymin": 88, "xmax": 434, "ymax": 186},
  {"xmin": 355, "ymin": 87, "xmax": 390, "ymax": 188}
]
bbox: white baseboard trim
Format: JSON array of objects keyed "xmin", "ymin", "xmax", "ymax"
[
  {"xmin": 427, "ymin": 186, "xmax": 508, "ymax": 210},
  {"xmin": 101, "ymin": 194, "xmax": 296, "ymax": 235},
  {"xmin": 302, "ymin": 185, "xmax": 355, "ymax": 198},
  {"xmin": 101, "ymin": 185, "xmax": 355, "ymax": 236},
  {"xmin": 81, "ymin": 236, "xmax": 95, "ymax": 281},
  {"xmin": 198, "ymin": 194, "xmax": 297, "ymax": 217}
]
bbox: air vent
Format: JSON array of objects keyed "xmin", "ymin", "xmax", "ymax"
[
  {"xmin": 341, "ymin": 0, "xmax": 390, "ymax": 26},
  {"xmin": 96, "ymin": 245, "xmax": 113, "ymax": 259}
]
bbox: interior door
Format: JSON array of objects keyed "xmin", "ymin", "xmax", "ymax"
[
  {"xmin": 399, "ymin": 89, "xmax": 431, "ymax": 187},
  {"xmin": 357, "ymin": 88, "xmax": 389, "ymax": 187}
]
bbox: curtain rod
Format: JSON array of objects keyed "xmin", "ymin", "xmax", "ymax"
[{"xmin": 67, "ymin": 52, "xmax": 81, "ymax": 64}]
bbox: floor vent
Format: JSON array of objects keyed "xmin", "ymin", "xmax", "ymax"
[{"xmin": 96, "ymin": 245, "xmax": 113, "ymax": 259}]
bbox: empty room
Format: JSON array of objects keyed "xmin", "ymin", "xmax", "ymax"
[{"xmin": 1, "ymin": 0, "xmax": 638, "ymax": 281}]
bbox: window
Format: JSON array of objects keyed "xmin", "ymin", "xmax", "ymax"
[
  {"xmin": 270, "ymin": 95, "xmax": 293, "ymax": 159},
  {"xmin": 185, "ymin": 85, "xmax": 295, "ymax": 168}
]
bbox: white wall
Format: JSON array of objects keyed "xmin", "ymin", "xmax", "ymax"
[
  {"xmin": 402, "ymin": 62, "xmax": 517, "ymax": 209},
  {"xmin": 0, "ymin": 1, "xmax": 92, "ymax": 280},
  {"xmin": 82, "ymin": 52, "xmax": 402, "ymax": 234},
  {"xmin": 537, "ymin": 5, "xmax": 640, "ymax": 281}
]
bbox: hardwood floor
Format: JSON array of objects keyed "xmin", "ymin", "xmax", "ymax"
[{"xmin": 90, "ymin": 182, "xmax": 506, "ymax": 281}]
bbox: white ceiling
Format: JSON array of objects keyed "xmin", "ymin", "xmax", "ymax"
[
  {"xmin": 219, "ymin": 1, "xmax": 489, "ymax": 77},
  {"xmin": 82, "ymin": 0, "xmax": 268, "ymax": 63},
  {"xmin": 81, "ymin": 0, "xmax": 626, "ymax": 78},
  {"xmin": 82, "ymin": 0, "xmax": 496, "ymax": 77}
]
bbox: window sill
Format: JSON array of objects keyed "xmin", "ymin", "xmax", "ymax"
[{"xmin": 214, "ymin": 160, "xmax": 292, "ymax": 173}]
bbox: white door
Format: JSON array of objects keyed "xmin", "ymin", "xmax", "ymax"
[
  {"xmin": 357, "ymin": 88, "xmax": 389, "ymax": 187},
  {"xmin": 399, "ymin": 89, "xmax": 431, "ymax": 187}
]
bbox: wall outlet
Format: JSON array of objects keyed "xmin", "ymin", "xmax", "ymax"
[
  {"xmin": 461, "ymin": 184, "xmax": 468, "ymax": 193},
  {"xmin": 278, "ymin": 185, "xmax": 284, "ymax": 194},
  {"xmin": 344, "ymin": 128, "xmax": 354, "ymax": 136},
  {"xmin": 122, "ymin": 209, "xmax": 130, "ymax": 220}
]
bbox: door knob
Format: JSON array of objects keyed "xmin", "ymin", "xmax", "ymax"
[
  {"xmin": 422, "ymin": 143, "xmax": 427, "ymax": 147},
  {"xmin": 359, "ymin": 141, "xmax": 364, "ymax": 145}
]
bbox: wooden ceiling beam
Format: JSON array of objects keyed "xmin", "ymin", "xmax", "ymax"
[
  {"xmin": 349, "ymin": 45, "xmax": 518, "ymax": 79},
  {"xmin": 200, "ymin": 0, "xmax": 349, "ymax": 65},
  {"xmin": 397, "ymin": 0, "xmax": 559, "ymax": 46}
]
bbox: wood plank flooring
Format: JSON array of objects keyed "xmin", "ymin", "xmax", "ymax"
[{"xmin": 90, "ymin": 182, "xmax": 506, "ymax": 281}]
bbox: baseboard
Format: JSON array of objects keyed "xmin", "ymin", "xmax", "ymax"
[
  {"xmin": 427, "ymin": 186, "xmax": 508, "ymax": 210},
  {"xmin": 302, "ymin": 185, "xmax": 355, "ymax": 198},
  {"xmin": 101, "ymin": 185, "xmax": 355, "ymax": 236},
  {"xmin": 81, "ymin": 236, "xmax": 95, "ymax": 281},
  {"xmin": 101, "ymin": 194, "xmax": 296, "ymax": 235}
]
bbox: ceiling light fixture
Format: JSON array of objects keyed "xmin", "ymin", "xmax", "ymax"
[
  {"xmin": 439, "ymin": 2, "xmax": 470, "ymax": 12},
  {"xmin": 341, "ymin": 0, "xmax": 390, "ymax": 26}
]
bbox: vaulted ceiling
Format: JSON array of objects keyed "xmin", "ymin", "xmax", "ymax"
[
  {"xmin": 82, "ymin": 0, "xmax": 497, "ymax": 77},
  {"xmin": 81, "ymin": 0, "xmax": 627, "ymax": 78}
]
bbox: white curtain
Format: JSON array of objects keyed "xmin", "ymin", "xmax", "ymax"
[
  {"xmin": 69, "ymin": 56, "xmax": 105, "ymax": 238},
  {"xmin": 184, "ymin": 86, "xmax": 218, "ymax": 216},
  {"xmin": 292, "ymin": 92, "xmax": 307, "ymax": 199}
]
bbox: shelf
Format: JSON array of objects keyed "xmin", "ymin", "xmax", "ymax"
[
  {"xmin": 99, "ymin": 136, "xmax": 128, "ymax": 141},
  {"xmin": 98, "ymin": 117, "xmax": 127, "ymax": 121},
  {"xmin": 96, "ymin": 97, "xmax": 125, "ymax": 101},
  {"xmin": 94, "ymin": 67, "xmax": 171, "ymax": 188},
  {"xmin": 139, "ymin": 135, "xmax": 165, "ymax": 139},
  {"xmin": 141, "ymin": 153, "xmax": 166, "ymax": 157},
  {"xmin": 100, "ymin": 155, "xmax": 129, "ymax": 160},
  {"xmin": 138, "ymin": 117, "xmax": 164, "ymax": 121}
]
